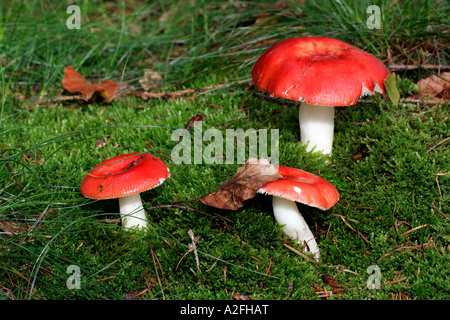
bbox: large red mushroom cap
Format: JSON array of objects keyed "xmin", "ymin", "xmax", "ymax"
[
  {"xmin": 252, "ymin": 37, "xmax": 390, "ymax": 106},
  {"xmin": 258, "ymin": 166, "xmax": 339, "ymax": 210},
  {"xmin": 80, "ymin": 153, "xmax": 170, "ymax": 199}
]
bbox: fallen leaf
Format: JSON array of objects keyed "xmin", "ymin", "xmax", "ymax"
[
  {"xmin": 92, "ymin": 80, "xmax": 119, "ymax": 102},
  {"xmin": 199, "ymin": 158, "xmax": 282, "ymax": 210},
  {"xmin": 95, "ymin": 138, "xmax": 106, "ymax": 149},
  {"xmin": 416, "ymin": 72, "xmax": 450, "ymax": 101},
  {"xmin": 232, "ymin": 292, "xmax": 251, "ymax": 300},
  {"xmin": 321, "ymin": 274, "xmax": 344, "ymax": 289},
  {"xmin": 62, "ymin": 66, "xmax": 119, "ymax": 102},
  {"xmin": 0, "ymin": 219, "xmax": 28, "ymax": 236},
  {"xmin": 384, "ymin": 72, "xmax": 400, "ymax": 106},
  {"xmin": 125, "ymin": 288, "xmax": 148, "ymax": 300},
  {"xmin": 62, "ymin": 66, "xmax": 96, "ymax": 99},
  {"xmin": 174, "ymin": 114, "xmax": 204, "ymax": 141},
  {"xmin": 184, "ymin": 114, "xmax": 204, "ymax": 129}
]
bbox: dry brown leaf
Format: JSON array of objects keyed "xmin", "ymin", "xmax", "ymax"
[
  {"xmin": 232, "ymin": 292, "xmax": 251, "ymax": 300},
  {"xmin": 174, "ymin": 114, "xmax": 204, "ymax": 142},
  {"xmin": 124, "ymin": 288, "xmax": 149, "ymax": 300},
  {"xmin": 184, "ymin": 114, "xmax": 204, "ymax": 129},
  {"xmin": 92, "ymin": 80, "xmax": 119, "ymax": 102},
  {"xmin": 416, "ymin": 72, "xmax": 450, "ymax": 101},
  {"xmin": 321, "ymin": 274, "xmax": 345, "ymax": 289},
  {"xmin": 62, "ymin": 66, "xmax": 96, "ymax": 99},
  {"xmin": 0, "ymin": 219, "xmax": 27, "ymax": 236},
  {"xmin": 199, "ymin": 158, "xmax": 282, "ymax": 210},
  {"xmin": 95, "ymin": 138, "xmax": 106, "ymax": 149},
  {"xmin": 321, "ymin": 274, "xmax": 337, "ymax": 286},
  {"xmin": 62, "ymin": 66, "xmax": 119, "ymax": 102}
]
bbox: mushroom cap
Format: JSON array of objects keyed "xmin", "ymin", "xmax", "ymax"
[
  {"xmin": 258, "ymin": 166, "xmax": 339, "ymax": 210},
  {"xmin": 252, "ymin": 37, "xmax": 390, "ymax": 106},
  {"xmin": 80, "ymin": 153, "xmax": 170, "ymax": 199}
]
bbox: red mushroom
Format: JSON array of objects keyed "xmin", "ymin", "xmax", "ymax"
[
  {"xmin": 80, "ymin": 153, "xmax": 170, "ymax": 230},
  {"xmin": 258, "ymin": 166, "xmax": 339, "ymax": 260},
  {"xmin": 252, "ymin": 36, "xmax": 390, "ymax": 155}
]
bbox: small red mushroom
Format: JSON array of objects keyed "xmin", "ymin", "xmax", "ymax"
[
  {"xmin": 258, "ymin": 166, "xmax": 339, "ymax": 260},
  {"xmin": 80, "ymin": 153, "xmax": 170, "ymax": 230},
  {"xmin": 252, "ymin": 36, "xmax": 390, "ymax": 155}
]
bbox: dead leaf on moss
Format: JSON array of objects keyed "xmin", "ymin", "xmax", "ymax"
[
  {"xmin": 0, "ymin": 219, "xmax": 28, "ymax": 237},
  {"xmin": 95, "ymin": 138, "xmax": 107, "ymax": 149},
  {"xmin": 232, "ymin": 292, "xmax": 251, "ymax": 300},
  {"xmin": 62, "ymin": 66, "xmax": 119, "ymax": 102},
  {"xmin": 321, "ymin": 274, "xmax": 344, "ymax": 289},
  {"xmin": 199, "ymin": 158, "xmax": 282, "ymax": 210},
  {"xmin": 416, "ymin": 72, "xmax": 450, "ymax": 101},
  {"xmin": 174, "ymin": 114, "xmax": 204, "ymax": 141}
]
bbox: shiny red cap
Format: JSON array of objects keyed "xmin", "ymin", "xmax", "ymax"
[
  {"xmin": 252, "ymin": 37, "xmax": 390, "ymax": 106},
  {"xmin": 258, "ymin": 166, "xmax": 339, "ymax": 210},
  {"xmin": 80, "ymin": 153, "xmax": 170, "ymax": 199}
]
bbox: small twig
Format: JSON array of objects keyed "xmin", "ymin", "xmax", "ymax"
[
  {"xmin": 136, "ymin": 84, "xmax": 221, "ymax": 101},
  {"xmin": 223, "ymin": 266, "xmax": 227, "ymax": 283},
  {"xmin": 382, "ymin": 277, "xmax": 407, "ymax": 286},
  {"xmin": 188, "ymin": 229, "xmax": 201, "ymax": 271},
  {"xmin": 31, "ymin": 94, "xmax": 88, "ymax": 105},
  {"xmin": 98, "ymin": 275, "xmax": 116, "ymax": 281},
  {"xmin": 325, "ymin": 222, "xmax": 332, "ymax": 238},
  {"xmin": 282, "ymin": 243, "xmax": 319, "ymax": 264},
  {"xmin": 383, "ymin": 236, "xmax": 435, "ymax": 259},
  {"xmin": 358, "ymin": 97, "xmax": 447, "ymax": 105},
  {"xmin": 260, "ymin": 258, "xmax": 272, "ymax": 286},
  {"xmin": 175, "ymin": 229, "xmax": 201, "ymax": 272},
  {"xmin": 328, "ymin": 264, "xmax": 359, "ymax": 276},
  {"xmin": 205, "ymin": 253, "xmax": 221, "ymax": 272},
  {"xmin": 333, "ymin": 214, "xmax": 355, "ymax": 231},
  {"xmin": 389, "ymin": 64, "xmax": 450, "ymax": 72},
  {"xmin": 150, "ymin": 247, "xmax": 165, "ymax": 300},
  {"xmin": 426, "ymin": 136, "xmax": 450, "ymax": 153},
  {"xmin": 403, "ymin": 224, "xmax": 428, "ymax": 236},
  {"xmin": 333, "ymin": 214, "xmax": 369, "ymax": 242},
  {"xmin": 175, "ymin": 248, "xmax": 192, "ymax": 272},
  {"xmin": 125, "ymin": 287, "xmax": 149, "ymax": 300},
  {"xmin": 436, "ymin": 175, "xmax": 443, "ymax": 198},
  {"xmin": 357, "ymin": 230, "xmax": 369, "ymax": 242},
  {"xmin": 400, "ymin": 97, "xmax": 447, "ymax": 105}
]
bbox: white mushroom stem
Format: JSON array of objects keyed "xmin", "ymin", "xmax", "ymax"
[
  {"xmin": 272, "ymin": 196, "xmax": 320, "ymax": 260},
  {"xmin": 118, "ymin": 193, "xmax": 148, "ymax": 230},
  {"xmin": 299, "ymin": 102, "xmax": 335, "ymax": 155}
]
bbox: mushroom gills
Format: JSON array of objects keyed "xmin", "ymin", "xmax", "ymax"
[
  {"xmin": 118, "ymin": 193, "xmax": 148, "ymax": 230},
  {"xmin": 272, "ymin": 196, "xmax": 320, "ymax": 260},
  {"xmin": 299, "ymin": 102, "xmax": 335, "ymax": 155}
]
